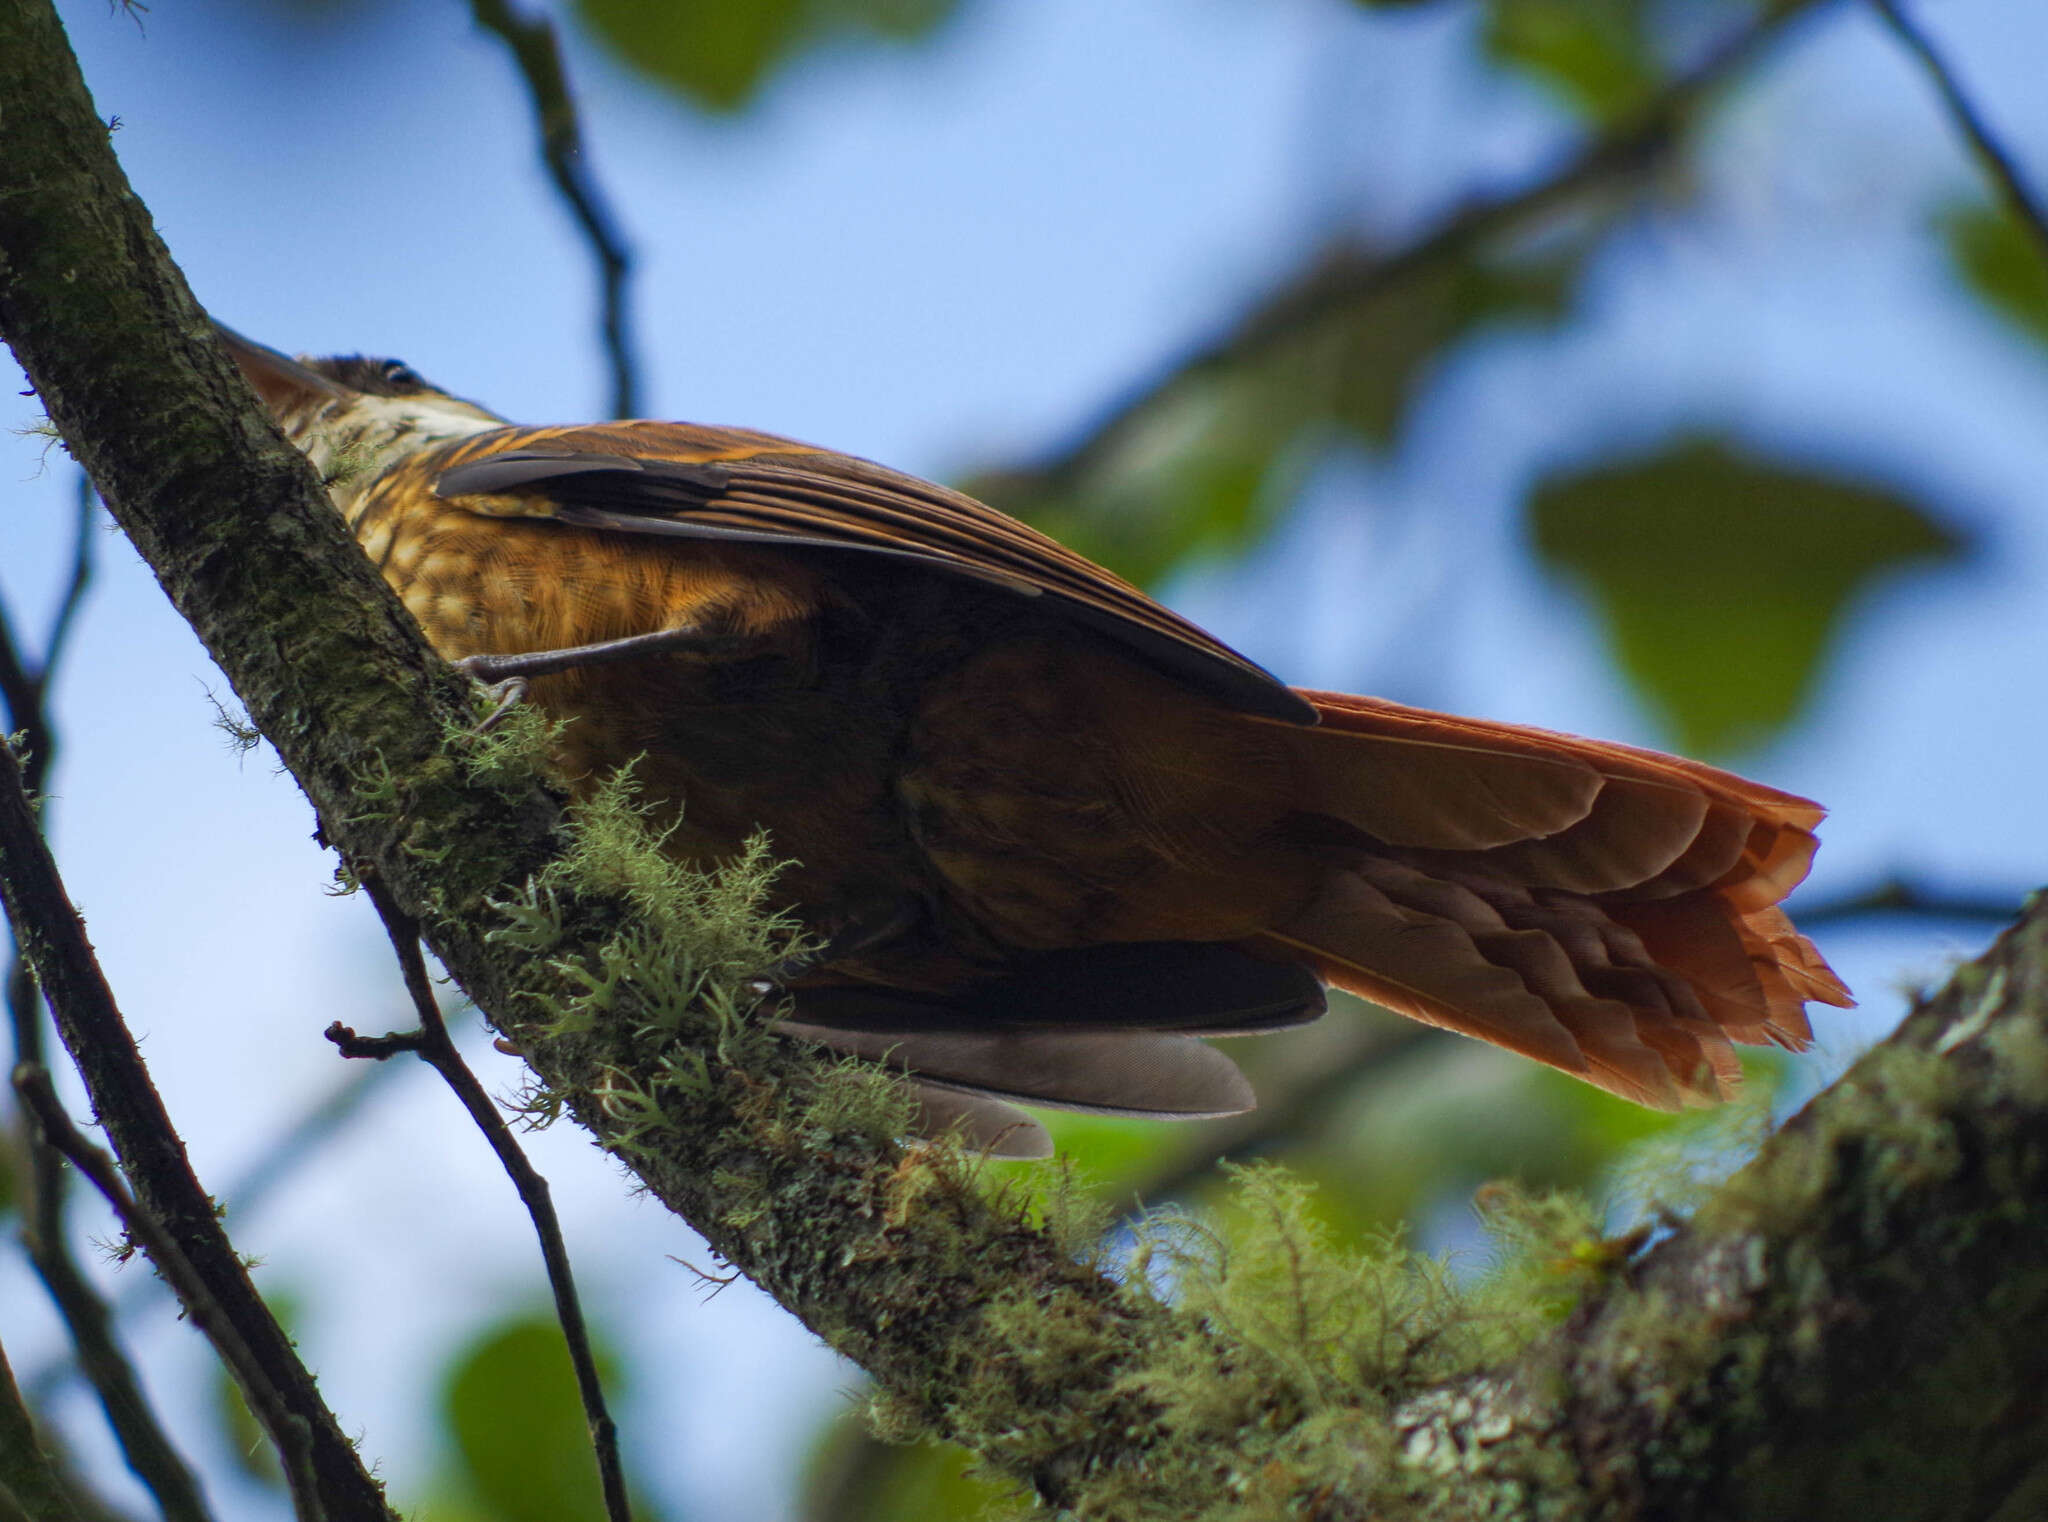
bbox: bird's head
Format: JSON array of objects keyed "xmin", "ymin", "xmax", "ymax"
[{"xmin": 214, "ymin": 324, "xmax": 505, "ymax": 509}]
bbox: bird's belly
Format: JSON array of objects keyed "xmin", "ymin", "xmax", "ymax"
[{"xmin": 357, "ymin": 507, "xmax": 922, "ymax": 918}]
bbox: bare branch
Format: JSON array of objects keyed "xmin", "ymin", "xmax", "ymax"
[
  {"xmin": 470, "ymin": 0, "xmax": 641, "ymax": 418},
  {"xmin": 1869, "ymin": 0, "xmax": 2048, "ymax": 267},
  {"xmin": 1792, "ymin": 872, "xmax": 2028, "ymax": 928},
  {"xmin": 341, "ymin": 873, "xmax": 634, "ymax": 1522},
  {"xmin": 0, "ymin": 742, "xmax": 396, "ymax": 1521},
  {"xmin": 0, "ymin": 470, "xmax": 97, "ymax": 786},
  {"xmin": 2, "ymin": 470, "xmax": 193, "ymax": 1522},
  {"xmin": 0, "ymin": 1334, "xmax": 89, "ymax": 1522},
  {"xmin": 42, "ymin": 472, "xmax": 97, "ymax": 688},
  {"xmin": 19, "ymin": 1060, "xmax": 402, "ymax": 1413},
  {"xmin": 11, "ymin": 1099, "xmax": 211, "ymax": 1522},
  {"xmin": 13, "ymin": 1067, "xmax": 324, "ymax": 1522},
  {"xmin": 1015, "ymin": 0, "xmax": 1833, "ymax": 496}
]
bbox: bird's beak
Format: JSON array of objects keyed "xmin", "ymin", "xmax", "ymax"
[{"xmin": 212, "ymin": 321, "xmax": 353, "ymax": 418}]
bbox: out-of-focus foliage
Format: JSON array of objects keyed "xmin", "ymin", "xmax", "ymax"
[
  {"xmin": 217, "ymin": 1300, "xmax": 655, "ymax": 1521},
  {"xmin": 1530, "ymin": 437, "xmax": 1966, "ymax": 755},
  {"xmin": 972, "ymin": 243, "xmax": 1583, "ymax": 590},
  {"xmin": 574, "ymin": 0, "xmax": 959, "ymax": 111},
  {"xmin": 1942, "ymin": 199, "xmax": 2048, "ymax": 351},
  {"xmin": 801, "ymin": 1419, "xmax": 1010, "ymax": 1522},
  {"xmin": 436, "ymin": 1314, "xmax": 623, "ymax": 1522},
  {"xmin": 1484, "ymin": 0, "xmax": 1659, "ymax": 122}
]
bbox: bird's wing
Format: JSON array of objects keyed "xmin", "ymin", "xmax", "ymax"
[{"xmin": 423, "ymin": 421, "xmax": 1315, "ymax": 723}]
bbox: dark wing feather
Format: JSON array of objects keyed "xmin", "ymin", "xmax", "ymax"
[
  {"xmin": 787, "ymin": 941, "xmax": 1327, "ymax": 1036},
  {"xmin": 429, "ymin": 422, "xmax": 1315, "ymax": 724}
]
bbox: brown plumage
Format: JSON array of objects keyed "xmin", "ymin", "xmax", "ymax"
[{"xmin": 223, "ymin": 329, "xmax": 1852, "ymax": 1156}]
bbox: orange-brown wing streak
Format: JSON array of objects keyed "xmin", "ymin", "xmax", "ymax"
[
  {"xmin": 421, "ymin": 423, "xmax": 1310, "ymax": 722},
  {"xmin": 1295, "ymin": 691, "xmax": 1823, "ymax": 820},
  {"xmin": 1295, "ymin": 689, "xmax": 1827, "ymax": 900}
]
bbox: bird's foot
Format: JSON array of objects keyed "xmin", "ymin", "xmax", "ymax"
[
  {"xmin": 459, "ymin": 667, "xmax": 530, "ymax": 736},
  {"xmin": 455, "ymin": 626, "xmax": 728, "ymax": 734}
]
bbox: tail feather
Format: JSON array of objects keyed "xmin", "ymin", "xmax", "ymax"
[
  {"xmin": 905, "ymin": 1082, "xmax": 1052, "ymax": 1159},
  {"xmin": 784, "ymin": 685, "xmax": 1848, "ymax": 1134},
  {"xmin": 1258, "ymin": 872, "xmax": 1599, "ymax": 1078},
  {"xmin": 1256, "ymin": 691, "xmax": 1854, "ymax": 1109},
  {"xmin": 1283, "ymin": 700, "xmax": 1606, "ymax": 851},
  {"xmin": 1449, "ymin": 775, "xmax": 1710, "ymax": 895},
  {"xmin": 778, "ymin": 1022, "xmax": 1258, "ymax": 1119}
]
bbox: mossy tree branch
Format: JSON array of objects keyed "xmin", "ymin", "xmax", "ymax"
[
  {"xmin": 4, "ymin": 1, "xmax": 2047, "ymax": 1518},
  {"xmin": 1383, "ymin": 894, "xmax": 2048, "ymax": 1519}
]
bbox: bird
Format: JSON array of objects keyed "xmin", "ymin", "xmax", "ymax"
[{"xmin": 219, "ymin": 325, "xmax": 1852, "ymax": 1157}]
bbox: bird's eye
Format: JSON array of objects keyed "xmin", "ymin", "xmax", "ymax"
[{"xmin": 380, "ymin": 359, "xmax": 423, "ymax": 387}]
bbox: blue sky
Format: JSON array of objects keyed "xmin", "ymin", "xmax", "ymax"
[{"xmin": 5, "ymin": 0, "xmax": 2046, "ymax": 1516}]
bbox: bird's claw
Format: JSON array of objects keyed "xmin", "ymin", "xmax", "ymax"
[{"xmin": 456, "ymin": 656, "xmax": 530, "ymax": 736}]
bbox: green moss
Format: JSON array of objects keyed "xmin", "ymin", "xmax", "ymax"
[
  {"xmin": 452, "ymin": 701, "xmax": 568, "ymax": 796},
  {"xmin": 1987, "ymin": 1018, "xmax": 2048, "ymax": 1106},
  {"xmin": 942, "ymin": 1166, "xmax": 1617, "ymax": 1520}
]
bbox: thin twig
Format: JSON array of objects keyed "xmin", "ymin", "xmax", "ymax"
[
  {"xmin": 0, "ymin": 482, "xmax": 200, "ymax": 1522},
  {"xmin": 13, "ymin": 1120, "xmax": 212, "ymax": 1522},
  {"xmin": 469, "ymin": 0, "xmax": 641, "ymax": 419},
  {"xmin": 1016, "ymin": 0, "xmax": 1833, "ymax": 495},
  {"xmin": 43, "ymin": 471, "xmax": 98, "ymax": 687},
  {"xmin": 347, "ymin": 874, "xmax": 633, "ymax": 1522},
  {"xmin": 0, "ymin": 1334, "xmax": 87, "ymax": 1522},
  {"xmin": 1868, "ymin": 0, "xmax": 2048, "ymax": 267},
  {"xmin": 23, "ymin": 1058, "xmax": 404, "ymax": 1411},
  {"xmin": 0, "ymin": 740, "xmax": 398, "ymax": 1522},
  {"xmin": 0, "ymin": 470, "xmax": 96, "ymax": 786},
  {"xmin": 1790, "ymin": 874, "xmax": 2026, "ymax": 929},
  {"xmin": 13, "ymin": 1066, "xmax": 322, "ymax": 1522}
]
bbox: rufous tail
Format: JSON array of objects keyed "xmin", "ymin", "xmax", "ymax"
[{"xmin": 1245, "ymin": 691, "xmax": 1853, "ymax": 1109}]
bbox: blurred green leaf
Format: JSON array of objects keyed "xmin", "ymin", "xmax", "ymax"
[
  {"xmin": 1307, "ymin": 251, "xmax": 1579, "ymax": 446},
  {"xmin": 1037, "ymin": 1111, "xmax": 1187, "ymax": 1186},
  {"xmin": 574, "ymin": 0, "xmax": 959, "ymax": 111},
  {"xmin": 816, "ymin": 0, "xmax": 956, "ymax": 37},
  {"xmin": 443, "ymin": 1314, "xmax": 617, "ymax": 1522},
  {"xmin": 1484, "ymin": 0, "xmax": 1658, "ymax": 122},
  {"xmin": 967, "ymin": 367, "xmax": 1302, "ymax": 590},
  {"xmin": 801, "ymin": 1416, "xmax": 1007, "ymax": 1522},
  {"xmin": 973, "ymin": 242, "xmax": 1583, "ymax": 590},
  {"xmin": 1531, "ymin": 437, "xmax": 1965, "ymax": 754},
  {"xmin": 1941, "ymin": 199, "xmax": 2048, "ymax": 351}
]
